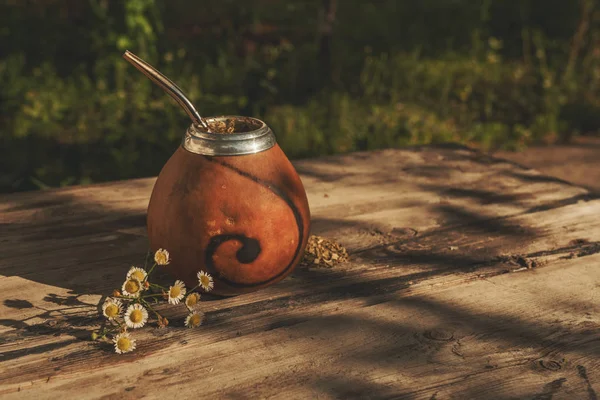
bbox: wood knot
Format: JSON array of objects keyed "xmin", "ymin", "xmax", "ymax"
[
  {"xmin": 424, "ymin": 328, "xmax": 454, "ymax": 341},
  {"xmin": 539, "ymin": 359, "xmax": 563, "ymax": 371}
]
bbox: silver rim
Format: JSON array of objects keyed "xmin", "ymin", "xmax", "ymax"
[{"xmin": 182, "ymin": 116, "xmax": 276, "ymax": 156}]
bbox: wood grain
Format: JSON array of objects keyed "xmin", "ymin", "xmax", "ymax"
[{"xmin": 1, "ymin": 145, "xmax": 599, "ymax": 399}]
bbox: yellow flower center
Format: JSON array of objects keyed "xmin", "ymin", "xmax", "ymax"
[
  {"xmin": 125, "ymin": 279, "xmax": 140, "ymax": 294},
  {"xmin": 170, "ymin": 286, "xmax": 181, "ymax": 298},
  {"xmin": 131, "ymin": 270, "xmax": 145, "ymax": 281},
  {"xmin": 105, "ymin": 304, "xmax": 119, "ymax": 318},
  {"xmin": 155, "ymin": 251, "xmax": 169, "ymax": 265},
  {"xmin": 200, "ymin": 276, "xmax": 210, "ymax": 287},
  {"xmin": 186, "ymin": 294, "xmax": 198, "ymax": 307},
  {"xmin": 190, "ymin": 314, "xmax": 201, "ymax": 326},
  {"xmin": 129, "ymin": 309, "xmax": 143, "ymax": 323},
  {"xmin": 117, "ymin": 337, "xmax": 132, "ymax": 351}
]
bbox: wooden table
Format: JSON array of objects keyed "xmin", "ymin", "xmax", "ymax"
[{"xmin": 1, "ymin": 146, "xmax": 599, "ymax": 399}]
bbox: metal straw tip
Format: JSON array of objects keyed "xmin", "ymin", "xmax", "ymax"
[{"xmin": 122, "ymin": 49, "xmax": 210, "ymax": 131}]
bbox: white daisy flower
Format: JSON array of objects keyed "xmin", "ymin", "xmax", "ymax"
[
  {"xmin": 113, "ymin": 332, "xmax": 136, "ymax": 354},
  {"xmin": 122, "ymin": 278, "xmax": 144, "ymax": 298},
  {"xmin": 124, "ymin": 303, "xmax": 149, "ymax": 329},
  {"xmin": 197, "ymin": 271, "xmax": 214, "ymax": 292},
  {"xmin": 126, "ymin": 266, "xmax": 147, "ymax": 282},
  {"xmin": 167, "ymin": 280, "xmax": 186, "ymax": 305},
  {"xmin": 101, "ymin": 298, "xmax": 123, "ymax": 320},
  {"xmin": 154, "ymin": 249, "xmax": 170, "ymax": 266},
  {"xmin": 185, "ymin": 292, "xmax": 201, "ymax": 311},
  {"xmin": 185, "ymin": 311, "xmax": 205, "ymax": 328}
]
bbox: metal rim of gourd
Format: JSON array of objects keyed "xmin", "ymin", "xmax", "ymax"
[{"xmin": 183, "ymin": 116, "xmax": 276, "ymax": 156}]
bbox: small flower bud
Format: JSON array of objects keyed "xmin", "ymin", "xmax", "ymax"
[
  {"xmin": 143, "ymin": 281, "xmax": 150, "ymax": 289},
  {"xmin": 157, "ymin": 315, "xmax": 169, "ymax": 328},
  {"xmin": 91, "ymin": 332, "xmax": 99, "ymax": 341},
  {"xmin": 113, "ymin": 290, "xmax": 121, "ymax": 297}
]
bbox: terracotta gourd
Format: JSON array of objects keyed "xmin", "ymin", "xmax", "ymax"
[
  {"xmin": 122, "ymin": 51, "xmax": 310, "ymax": 295},
  {"xmin": 147, "ymin": 117, "xmax": 311, "ymax": 296}
]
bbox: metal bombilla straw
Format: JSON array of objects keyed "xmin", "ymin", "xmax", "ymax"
[{"xmin": 122, "ymin": 50, "xmax": 211, "ymax": 132}]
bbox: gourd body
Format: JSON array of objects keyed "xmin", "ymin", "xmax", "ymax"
[{"xmin": 147, "ymin": 144, "xmax": 310, "ymax": 296}]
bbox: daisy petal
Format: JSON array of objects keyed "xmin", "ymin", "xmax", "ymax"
[
  {"xmin": 124, "ymin": 303, "xmax": 149, "ymax": 329},
  {"xmin": 168, "ymin": 280, "xmax": 187, "ymax": 305},
  {"xmin": 154, "ymin": 249, "xmax": 170, "ymax": 266},
  {"xmin": 185, "ymin": 292, "xmax": 201, "ymax": 311},
  {"xmin": 126, "ymin": 266, "xmax": 147, "ymax": 282},
  {"xmin": 122, "ymin": 278, "xmax": 144, "ymax": 298},
  {"xmin": 185, "ymin": 311, "xmax": 205, "ymax": 328},
  {"xmin": 197, "ymin": 271, "xmax": 214, "ymax": 292},
  {"xmin": 113, "ymin": 332, "xmax": 136, "ymax": 354},
  {"xmin": 101, "ymin": 298, "xmax": 123, "ymax": 320}
]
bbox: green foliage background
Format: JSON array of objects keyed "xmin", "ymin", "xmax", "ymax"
[{"xmin": 1, "ymin": 0, "xmax": 599, "ymax": 192}]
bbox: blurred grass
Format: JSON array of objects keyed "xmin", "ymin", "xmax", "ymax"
[{"xmin": 1, "ymin": 0, "xmax": 599, "ymax": 192}]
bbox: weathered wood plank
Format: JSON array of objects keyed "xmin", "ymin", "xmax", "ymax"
[
  {"xmin": 2, "ymin": 254, "xmax": 599, "ymax": 399},
  {"xmin": 1, "ymin": 146, "xmax": 599, "ymax": 399}
]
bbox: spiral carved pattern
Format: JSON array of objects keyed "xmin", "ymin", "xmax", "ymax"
[{"xmin": 202, "ymin": 158, "xmax": 305, "ymax": 287}]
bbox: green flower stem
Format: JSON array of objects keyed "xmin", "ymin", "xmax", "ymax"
[
  {"xmin": 144, "ymin": 250, "xmax": 151, "ymax": 270},
  {"xmin": 146, "ymin": 262, "xmax": 158, "ymax": 278},
  {"xmin": 149, "ymin": 283, "xmax": 167, "ymax": 291},
  {"xmin": 97, "ymin": 327, "xmax": 110, "ymax": 340},
  {"xmin": 97, "ymin": 321, "xmax": 121, "ymax": 340},
  {"xmin": 142, "ymin": 293, "xmax": 165, "ymax": 298},
  {"xmin": 140, "ymin": 298, "xmax": 162, "ymax": 320}
]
